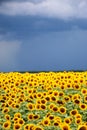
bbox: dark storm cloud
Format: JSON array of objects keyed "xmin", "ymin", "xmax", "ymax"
[
  {"xmin": 0, "ymin": 0, "xmax": 87, "ymax": 19},
  {"xmin": 0, "ymin": 0, "xmax": 43, "ymax": 4}
]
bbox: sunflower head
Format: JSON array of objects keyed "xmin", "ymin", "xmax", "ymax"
[{"xmin": 77, "ymin": 125, "xmax": 87, "ymax": 130}]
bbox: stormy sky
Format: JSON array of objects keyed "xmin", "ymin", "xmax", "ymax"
[{"xmin": 0, "ymin": 0, "xmax": 87, "ymax": 72}]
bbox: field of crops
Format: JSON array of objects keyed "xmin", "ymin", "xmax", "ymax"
[{"xmin": 0, "ymin": 71, "xmax": 87, "ymax": 130}]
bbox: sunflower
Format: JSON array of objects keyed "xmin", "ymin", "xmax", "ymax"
[
  {"xmin": 60, "ymin": 85, "xmax": 66, "ymax": 90},
  {"xmin": 18, "ymin": 118, "xmax": 25, "ymax": 126},
  {"xmin": 66, "ymin": 83, "xmax": 72, "ymax": 89},
  {"xmin": 45, "ymin": 95, "xmax": 51, "ymax": 102},
  {"xmin": 53, "ymin": 121, "xmax": 60, "ymax": 127},
  {"xmin": 64, "ymin": 118, "xmax": 71, "ymax": 124},
  {"xmin": 51, "ymin": 95, "xmax": 56, "ymax": 102},
  {"xmin": 40, "ymin": 99, "xmax": 47, "ymax": 104},
  {"xmin": 61, "ymin": 123, "xmax": 71, "ymax": 130},
  {"xmin": 36, "ymin": 99, "xmax": 41, "ymax": 104},
  {"xmin": 70, "ymin": 109, "xmax": 78, "ymax": 116},
  {"xmin": 52, "ymin": 106, "xmax": 58, "ymax": 112},
  {"xmin": 74, "ymin": 99, "xmax": 80, "ymax": 105},
  {"xmin": 40, "ymin": 104, "xmax": 46, "ymax": 110},
  {"xmin": 42, "ymin": 118, "xmax": 50, "ymax": 126},
  {"xmin": 13, "ymin": 117, "xmax": 19, "ymax": 123},
  {"xmin": 64, "ymin": 96, "xmax": 70, "ymax": 102},
  {"xmin": 2, "ymin": 107, "xmax": 9, "ymax": 114},
  {"xmin": 84, "ymin": 96, "xmax": 87, "ymax": 103},
  {"xmin": 5, "ymin": 114, "xmax": 11, "ymax": 120},
  {"xmin": 79, "ymin": 103, "xmax": 87, "ymax": 110},
  {"xmin": 3, "ymin": 121, "xmax": 11, "ymax": 129},
  {"xmin": 27, "ymin": 103, "xmax": 35, "ymax": 111},
  {"xmin": 56, "ymin": 100, "xmax": 64, "ymax": 105},
  {"xmin": 33, "ymin": 114, "xmax": 40, "ymax": 120},
  {"xmin": 28, "ymin": 113, "xmax": 34, "ymax": 120},
  {"xmin": 46, "ymin": 112, "xmax": 51, "ymax": 117},
  {"xmin": 53, "ymin": 90, "xmax": 59, "ymax": 97},
  {"xmin": 13, "ymin": 123, "xmax": 21, "ymax": 130},
  {"xmin": 59, "ymin": 107, "xmax": 66, "ymax": 114},
  {"xmin": 37, "ymin": 92, "xmax": 43, "ymax": 98},
  {"xmin": 35, "ymin": 104, "xmax": 41, "ymax": 110},
  {"xmin": 74, "ymin": 84, "xmax": 81, "ymax": 90},
  {"xmin": 75, "ymin": 114, "xmax": 82, "ymax": 119},
  {"xmin": 28, "ymin": 124, "xmax": 35, "ymax": 130},
  {"xmin": 77, "ymin": 125, "xmax": 87, "ymax": 130},
  {"xmin": 54, "ymin": 116, "xmax": 62, "ymax": 123},
  {"xmin": 15, "ymin": 103, "xmax": 20, "ymax": 109},
  {"xmin": 81, "ymin": 88, "xmax": 87, "ymax": 95},
  {"xmin": 72, "ymin": 94, "xmax": 81, "ymax": 101},
  {"xmin": 48, "ymin": 115, "xmax": 54, "ymax": 120},
  {"xmin": 7, "ymin": 100, "xmax": 13, "ymax": 106},
  {"xmin": 75, "ymin": 118, "xmax": 82, "ymax": 125},
  {"xmin": 33, "ymin": 93, "xmax": 37, "ymax": 99},
  {"xmin": 59, "ymin": 92, "xmax": 64, "ymax": 97},
  {"xmin": 24, "ymin": 124, "xmax": 30, "ymax": 130},
  {"xmin": 14, "ymin": 113, "xmax": 21, "ymax": 118},
  {"xmin": 49, "ymin": 103, "xmax": 55, "ymax": 110}
]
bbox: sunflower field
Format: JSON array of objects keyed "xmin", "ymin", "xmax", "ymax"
[{"xmin": 0, "ymin": 71, "xmax": 87, "ymax": 130}]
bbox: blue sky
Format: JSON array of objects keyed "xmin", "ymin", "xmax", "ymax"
[{"xmin": 0, "ymin": 0, "xmax": 87, "ymax": 72}]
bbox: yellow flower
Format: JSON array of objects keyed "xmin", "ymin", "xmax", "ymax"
[
  {"xmin": 28, "ymin": 113, "xmax": 34, "ymax": 120},
  {"xmin": 74, "ymin": 99, "xmax": 80, "ymax": 105},
  {"xmin": 48, "ymin": 115, "xmax": 54, "ymax": 120},
  {"xmin": 59, "ymin": 107, "xmax": 66, "ymax": 114},
  {"xmin": 3, "ymin": 121, "xmax": 11, "ymax": 129},
  {"xmin": 75, "ymin": 118, "xmax": 82, "ymax": 125},
  {"xmin": 64, "ymin": 96, "xmax": 70, "ymax": 102},
  {"xmin": 84, "ymin": 96, "xmax": 87, "ymax": 103},
  {"xmin": 24, "ymin": 124, "xmax": 30, "ymax": 130},
  {"xmin": 51, "ymin": 95, "xmax": 56, "ymax": 102},
  {"xmin": 53, "ymin": 121, "xmax": 60, "ymax": 127},
  {"xmin": 13, "ymin": 117, "xmax": 19, "ymax": 123},
  {"xmin": 13, "ymin": 123, "xmax": 21, "ymax": 130},
  {"xmin": 5, "ymin": 114, "xmax": 11, "ymax": 120},
  {"xmin": 33, "ymin": 114, "xmax": 40, "ymax": 120},
  {"xmin": 35, "ymin": 104, "xmax": 41, "ymax": 110},
  {"xmin": 45, "ymin": 95, "xmax": 51, "ymax": 102},
  {"xmin": 70, "ymin": 109, "xmax": 78, "ymax": 116},
  {"xmin": 49, "ymin": 103, "xmax": 55, "ymax": 110},
  {"xmin": 18, "ymin": 118, "xmax": 25, "ymax": 126},
  {"xmin": 53, "ymin": 90, "xmax": 59, "ymax": 97},
  {"xmin": 42, "ymin": 118, "xmax": 50, "ymax": 126},
  {"xmin": 54, "ymin": 116, "xmax": 62, "ymax": 123},
  {"xmin": 75, "ymin": 114, "xmax": 82, "ymax": 119},
  {"xmin": 61, "ymin": 123, "xmax": 71, "ymax": 130},
  {"xmin": 2, "ymin": 107, "xmax": 10, "ymax": 114},
  {"xmin": 52, "ymin": 105, "xmax": 58, "ymax": 112},
  {"xmin": 56, "ymin": 100, "xmax": 64, "ymax": 105},
  {"xmin": 74, "ymin": 84, "xmax": 81, "ymax": 90},
  {"xmin": 40, "ymin": 104, "xmax": 46, "ymax": 110},
  {"xmin": 79, "ymin": 103, "xmax": 87, "ymax": 110},
  {"xmin": 40, "ymin": 99, "xmax": 47, "ymax": 104},
  {"xmin": 64, "ymin": 117, "xmax": 72, "ymax": 124},
  {"xmin": 59, "ymin": 92, "xmax": 64, "ymax": 97},
  {"xmin": 14, "ymin": 113, "xmax": 21, "ymax": 118},
  {"xmin": 27, "ymin": 103, "xmax": 35, "ymax": 111},
  {"xmin": 77, "ymin": 125, "xmax": 87, "ymax": 130},
  {"xmin": 28, "ymin": 124, "xmax": 35, "ymax": 130},
  {"xmin": 37, "ymin": 92, "xmax": 43, "ymax": 98},
  {"xmin": 81, "ymin": 88, "xmax": 87, "ymax": 95}
]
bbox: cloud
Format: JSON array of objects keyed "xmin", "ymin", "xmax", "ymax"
[
  {"xmin": 17, "ymin": 29, "xmax": 87, "ymax": 71},
  {"xmin": 0, "ymin": 0, "xmax": 87, "ymax": 19},
  {"xmin": 0, "ymin": 40, "xmax": 21, "ymax": 71}
]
